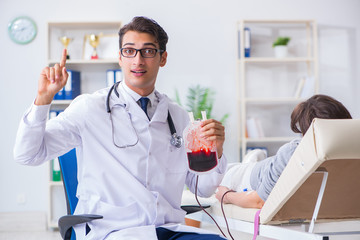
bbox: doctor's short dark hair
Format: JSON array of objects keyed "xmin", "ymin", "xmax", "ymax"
[
  {"xmin": 290, "ymin": 94, "xmax": 352, "ymax": 135},
  {"xmin": 118, "ymin": 16, "xmax": 168, "ymax": 53}
]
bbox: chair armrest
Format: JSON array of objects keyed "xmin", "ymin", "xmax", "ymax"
[
  {"xmin": 58, "ymin": 214, "xmax": 103, "ymax": 240},
  {"xmin": 181, "ymin": 204, "xmax": 210, "ymax": 215}
]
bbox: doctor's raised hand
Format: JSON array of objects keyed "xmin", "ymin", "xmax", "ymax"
[{"xmin": 35, "ymin": 49, "xmax": 68, "ymax": 105}]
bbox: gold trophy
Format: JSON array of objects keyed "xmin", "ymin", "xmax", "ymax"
[
  {"xmin": 88, "ymin": 34, "xmax": 101, "ymax": 59},
  {"xmin": 59, "ymin": 36, "xmax": 73, "ymax": 59}
]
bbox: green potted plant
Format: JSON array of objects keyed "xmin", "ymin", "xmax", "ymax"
[
  {"xmin": 175, "ymin": 85, "xmax": 229, "ymax": 124},
  {"xmin": 272, "ymin": 36, "xmax": 291, "ymax": 58}
]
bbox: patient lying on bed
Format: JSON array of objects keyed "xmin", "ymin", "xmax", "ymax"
[{"xmin": 215, "ymin": 94, "xmax": 352, "ymax": 209}]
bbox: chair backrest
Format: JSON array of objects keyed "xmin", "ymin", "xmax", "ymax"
[
  {"xmin": 58, "ymin": 148, "xmax": 78, "ymax": 215},
  {"xmin": 261, "ymin": 118, "xmax": 360, "ymax": 224}
]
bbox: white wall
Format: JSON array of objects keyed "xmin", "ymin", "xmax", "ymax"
[{"xmin": 0, "ymin": 0, "xmax": 359, "ymax": 213}]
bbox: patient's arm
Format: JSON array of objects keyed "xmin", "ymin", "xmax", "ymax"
[{"xmin": 215, "ymin": 186, "xmax": 264, "ymax": 209}]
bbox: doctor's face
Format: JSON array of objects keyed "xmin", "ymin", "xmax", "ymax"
[{"xmin": 119, "ymin": 31, "xmax": 167, "ymax": 96}]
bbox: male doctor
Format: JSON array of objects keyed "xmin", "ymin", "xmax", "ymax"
[{"xmin": 14, "ymin": 16, "xmax": 227, "ymax": 240}]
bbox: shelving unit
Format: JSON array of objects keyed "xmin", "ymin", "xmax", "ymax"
[
  {"xmin": 46, "ymin": 21, "xmax": 121, "ymax": 228},
  {"xmin": 237, "ymin": 20, "xmax": 318, "ymax": 160},
  {"xmin": 48, "ymin": 59, "xmax": 118, "ymax": 65}
]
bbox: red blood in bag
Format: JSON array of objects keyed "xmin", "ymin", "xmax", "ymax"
[{"xmin": 187, "ymin": 150, "xmax": 218, "ymax": 172}]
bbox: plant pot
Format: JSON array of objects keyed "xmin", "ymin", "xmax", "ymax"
[{"xmin": 274, "ymin": 45, "xmax": 288, "ymax": 58}]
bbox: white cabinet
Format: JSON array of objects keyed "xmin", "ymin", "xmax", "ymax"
[
  {"xmin": 237, "ymin": 20, "xmax": 318, "ymax": 160},
  {"xmin": 46, "ymin": 21, "xmax": 121, "ymax": 228}
]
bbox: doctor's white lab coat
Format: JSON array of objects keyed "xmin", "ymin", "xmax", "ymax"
[{"xmin": 14, "ymin": 82, "xmax": 227, "ymax": 240}]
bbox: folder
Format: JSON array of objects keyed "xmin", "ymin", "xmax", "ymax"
[
  {"xmin": 64, "ymin": 70, "xmax": 81, "ymax": 100},
  {"xmin": 294, "ymin": 77, "xmax": 306, "ymax": 99},
  {"xmin": 300, "ymin": 76, "xmax": 315, "ymax": 99},
  {"xmin": 115, "ymin": 69, "xmax": 123, "ymax": 82},
  {"xmin": 54, "ymin": 87, "xmax": 64, "ymax": 100},
  {"xmin": 49, "ymin": 110, "xmax": 62, "ymax": 181},
  {"xmin": 52, "ymin": 158, "xmax": 61, "ymax": 181},
  {"xmin": 106, "ymin": 69, "xmax": 115, "ymax": 87},
  {"xmin": 106, "ymin": 69, "xmax": 122, "ymax": 87},
  {"xmin": 246, "ymin": 117, "xmax": 265, "ymax": 138},
  {"xmin": 244, "ymin": 27, "xmax": 251, "ymax": 58},
  {"xmin": 49, "ymin": 110, "xmax": 57, "ymax": 119}
]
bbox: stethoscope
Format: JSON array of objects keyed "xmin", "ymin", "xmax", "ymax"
[{"xmin": 106, "ymin": 82, "xmax": 183, "ymax": 148}]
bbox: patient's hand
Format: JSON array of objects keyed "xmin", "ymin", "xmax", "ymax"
[
  {"xmin": 215, "ymin": 186, "xmax": 232, "ymax": 204},
  {"xmin": 216, "ymin": 186, "xmax": 265, "ymax": 209}
]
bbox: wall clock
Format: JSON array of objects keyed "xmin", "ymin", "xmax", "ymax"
[{"xmin": 8, "ymin": 16, "xmax": 37, "ymax": 45}]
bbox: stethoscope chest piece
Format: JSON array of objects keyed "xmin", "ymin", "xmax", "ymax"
[{"xmin": 171, "ymin": 133, "xmax": 183, "ymax": 148}]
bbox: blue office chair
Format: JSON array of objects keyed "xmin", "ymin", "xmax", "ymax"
[
  {"xmin": 57, "ymin": 149, "xmax": 207, "ymax": 239},
  {"xmin": 57, "ymin": 149, "xmax": 102, "ymax": 240}
]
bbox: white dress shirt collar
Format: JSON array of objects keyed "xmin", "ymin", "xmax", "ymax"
[{"xmin": 119, "ymin": 81, "xmax": 158, "ymax": 119}]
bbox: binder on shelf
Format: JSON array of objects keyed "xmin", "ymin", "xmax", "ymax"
[
  {"xmin": 115, "ymin": 69, "xmax": 122, "ymax": 82},
  {"xmin": 49, "ymin": 109, "xmax": 62, "ymax": 124},
  {"xmin": 49, "ymin": 110, "xmax": 58, "ymax": 119},
  {"xmin": 56, "ymin": 110, "xmax": 64, "ymax": 116},
  {"xmin": 49, "ymin": 109, "xmax": 64, "ymax": 119},
  {"xmin": 256, "ymin": 118, "xmax": 265, "ymax": 138},
  {"xmin": 52, "ymin": 158, "xmax": 61, "ymax": 181},
  {"xmin": 64, "ymin": 70, "xmax": 81, "ymax": 100},
  {"xmin": 54, "ymin": 87, "xmax": 64, "ymax": 100},
  {"xmin": 237, "ymin": 30, "xmax": 241, "ymax": 59},
  {"xmin": 294, "ymin": 77, "xmax": 306, "ymax": 98},
  {"xmin": 299, "ymin": 76, "xmax": 315, "ymax": 99},
  {"xmin": 246, "ymin": 117, "xmax": 265, "ymax": 138},
  {"xmin": 49, "ymin": 110, "xmax": 63, "ymax": 182},
  {"xmin": 244, "ymin": 27, "xmax": 251, "ymax": 58},
  {"xmin": 106, "ymin": 69, "xmax": 122, "ymax": 87},
  {"xmin": 106, "ymin": 69, "xmax": 115, "ymax": 87}
]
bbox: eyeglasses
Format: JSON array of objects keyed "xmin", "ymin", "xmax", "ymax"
[{"xmin": 120, "ymin": 48, "xmax": 164, "ymax": 58}]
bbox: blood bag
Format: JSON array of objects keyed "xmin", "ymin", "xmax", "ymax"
[{"xmin": 183, "ymin": 112, "xmax": 218, "ymax": 174}]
